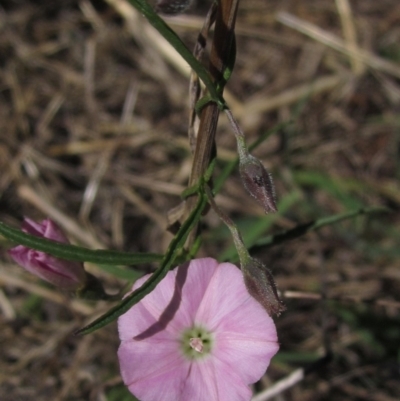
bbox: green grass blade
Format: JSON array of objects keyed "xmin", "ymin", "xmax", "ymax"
[
  {"xmin": 220, "ymin": 192, "xmax": 302, "ymax": 261},
  {"xmin": 293, "ymin": 170, "xmax": 367, "ymax": 209},
  {"xmin": 252, "ymin": 206, "xmax": 390, "ymax": 251}
]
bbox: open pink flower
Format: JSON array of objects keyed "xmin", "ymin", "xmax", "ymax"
[
  {"xmin": 8, "ymin": 218, "xmax": 86, "ymax": 290},
  {"xmin": 118, "ymin": 258, "xmax": 279, "ymax": 401}
]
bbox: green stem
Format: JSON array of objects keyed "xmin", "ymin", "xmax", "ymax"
[
  {"xmin": 128, "ymin": 0, "xmax": 225, "ymax": 108},
  {"xmin": 204, "ymin": 185, "xmax": 250, "ymax": 265},
  {"xmin": 76, "ymin": 191, "xmax": 208, "ymax": 335}
]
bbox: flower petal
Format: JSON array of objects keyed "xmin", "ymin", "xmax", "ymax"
[
  {"xmin": 181, "ymin": 358, "xmax": 252, "ymax": 401},
  {"xmin": 195, "ymin": 262, "xmax": 254, "ymax": 329},
  {"xmin": 21, "ymin": 218, "xmax": 69, "ymax": 243},
  {"xmin": 42, "ymin": 219, "xmax": 70, "ymax": 243},
  {"xmin": 118, "ymin": 268, "xmax": 188, "ymax": 340},
  {"xmin": 21, "ymin": 218, "xmax": 45, "ymax": 236},
  {"xmin": 118, "ymin": 337, "xmax": 190, "ymax": 401},
  {"xmin": 118, "ymin": 258, "xmax": 280, "ymax": 401},
  {"xmin": 213, "ymin": 333, "xmax": 279, "ymax": 384},
  {"xmin": 195, "ymin": 262, "xmax": 279, "ymax": 383},
  {"xmin": 176, "ymin": 258, "xmax": 219, "ymax": 321},
  {"xmin": 8, "ymin": 224, "xmax": 86, "ymax": 290},
  {"xmin": 119, "ymin": 258, "xmax": 220, "ymax": 340}
]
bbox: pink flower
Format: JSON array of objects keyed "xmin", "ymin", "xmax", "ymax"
[
  {"xmin": 118, "ymin": 258, "xmax": 279, "ymax": 401},
  {"xmin": 8, "ymin": 218, "xmax": 86, "ymax": 290}
]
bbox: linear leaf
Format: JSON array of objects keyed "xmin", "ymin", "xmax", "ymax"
[
  {"xmin": 251, "ymin": 206, "xmax": 390, "ymax": 251},
  {"xmin": 128, "ymin": 0, "xmax": 224, "ymax": 107},
  {"xmin": 76, "ymin": 193, "xmax": 208, "ymax": 335},
  {"xmin": 0, "ymin": 222, "xmax": 162, "ymax": 265}
]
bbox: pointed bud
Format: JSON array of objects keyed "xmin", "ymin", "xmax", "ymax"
[
  {"xmin": 8, "ymin": 218, "xmax": 87, "ymax": 291},
  {"xmin": 239, "ymin": 154, "xmax": 277, "ymax": 214},
  {"xmin": 241, "ymin": 257, "xmax": 285, "ymax": 316}
]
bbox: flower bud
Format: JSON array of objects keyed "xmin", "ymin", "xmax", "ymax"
[
  {"xmin": 241, "ymin": 257, "xmax": 285, "ymax": 316},
  {"xmin": 239, "ymin": 155, "xmax": 277, "ymax": 214},
  {"xmin": 8, "ymin": 218, "xmax": 86, "ymax": 290}
]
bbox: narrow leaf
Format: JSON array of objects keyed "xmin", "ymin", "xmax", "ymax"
[
  {"xmin": 128, "ymin": 0, "xmax": 224, "ymax": 107},
  {"xmin": 252, "ymin": 206, "xmax": 390, "ymax": 251},
  {"xmin": 76, "ymin": 192, "xmax": 208, "ymax": 335},
  {"xmin": 0, "ymin": 221, "xmax": 162, "ymax": 265}
]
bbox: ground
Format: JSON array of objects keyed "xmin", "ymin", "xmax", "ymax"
[{"xmin": 0, "ymin": 0, "xmax": 399, "ymax": 400}]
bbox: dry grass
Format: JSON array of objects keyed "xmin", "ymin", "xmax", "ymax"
[{"xmin": 0, "ymin": 0, "xmax": 399, "ymax": 400}]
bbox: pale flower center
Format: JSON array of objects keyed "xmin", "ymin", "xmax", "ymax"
[
  {"xmin": 180, "ymin": 325, "xmax": 213, "ymax": 360},
  {"xmin": 189, "ymin": 337, "xmax": 203, "ymax": 353}
]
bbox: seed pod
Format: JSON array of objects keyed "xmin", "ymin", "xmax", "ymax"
[
  {"xmin": 241, "ymin": 257, "xmax": 285, "ymax": 316},
  {"xmin": 239, "ymin": 154, "xmax": 277, "ymax": 214}
]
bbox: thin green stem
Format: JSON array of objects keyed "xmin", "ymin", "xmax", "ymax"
[
  {"xmin": 76, "ymin": 191, "xmax": 208, "ymax": 335},
  {"xmin": 128, "ymin": 0, "xmax": 225, "ymax": 108}
]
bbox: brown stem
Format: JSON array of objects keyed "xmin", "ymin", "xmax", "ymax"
[{"xmin": 185, "ymin": 0, "xmax": 239, "ymax": 227}]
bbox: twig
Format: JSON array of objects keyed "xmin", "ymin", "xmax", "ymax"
[
  {"xmin": 252, "ymin": 368, "xmax": 305, "ymax": 401},
  {"xmin": 252, "ymin": 353, "xmax": 332, "ymax": 401},
  {"xmin": 104, "ymin": 0, "xmax": 239, "ymax": 106},
  {"xmin": 277, "ymin": 11, "xmax": 400, "ymax": 79},
  {"xmin": 335, "ymin": 0, "xmax": 364, "ymax": 75},
  {"xmin": 0, "ymin": 266, "xmax": 94, "ymax": 315},
  {"xmin": 184, "ymin": 0, "xmax": 239, "ymax": 237},
  {"xmin": 0, "ymin": 288, "xmax": 16, "ymax": 319},
  {"xmin": 238, "ymin": 75, "xmax": 343, "ymax": 126},
  {"xmin": 118, "ymin": 185, "xmax": 166, "ymax": 229},
  {"xmin": 188, "ymin": 3, "xmax": 218, "ymax": 153},
  {"xmin": 281, "ymin": 290, "xmax": 400, "ymax": 310},
  {"xmin": 17, "ymin": 185, "xmax": 104, "ymax": 248}
]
